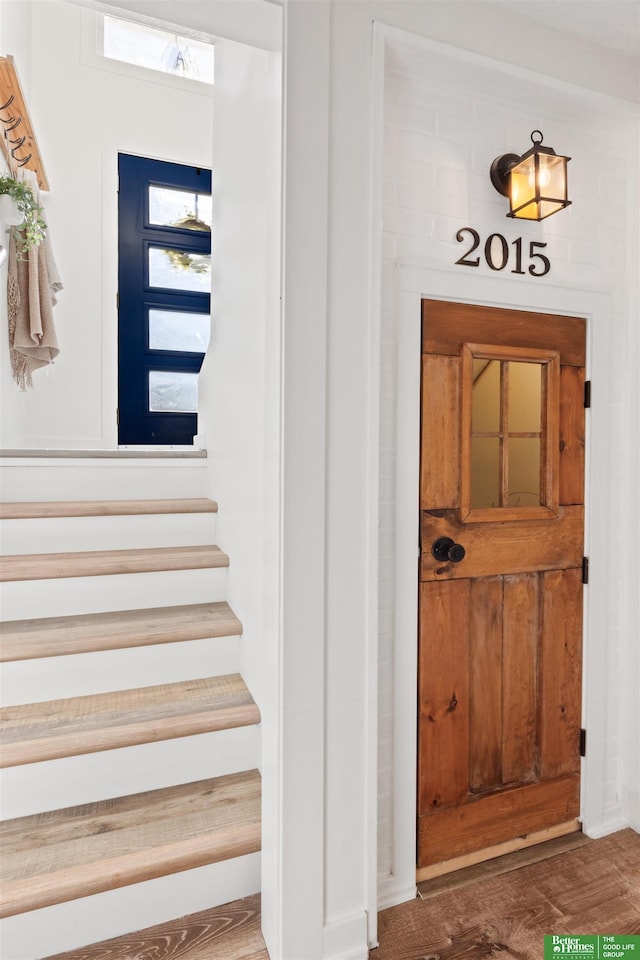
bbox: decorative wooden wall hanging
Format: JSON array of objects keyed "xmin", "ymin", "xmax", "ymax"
[{"xmin": 0, "ymin": 55, "xmax": 49, "ymax": 191}]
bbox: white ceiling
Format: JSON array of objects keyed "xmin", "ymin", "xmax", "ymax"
[{"xmin": 494, "ymin": 1, "xmax": 640, "ymax": 58}]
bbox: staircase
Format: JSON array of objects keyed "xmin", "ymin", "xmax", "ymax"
[{"xmin": 0, "ymin": 466, "xmax": 262, "ymax": 959}]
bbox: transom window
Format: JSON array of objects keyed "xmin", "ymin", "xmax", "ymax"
[{"xmin": 103, "ymin": 16, "xmax": 214, "ymax": 85}]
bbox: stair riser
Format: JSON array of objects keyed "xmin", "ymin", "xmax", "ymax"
[
  {"xmin": 0, "ymin": 513, "xmax": 217, "ymax": 555},
  {"xmin": 0, "ymin": 473, "xmax": 262, "ymax": 955},
  {"xmin": 0, "ymin": 636, "xmax": 242, "ymax": 705},
  {"xmin": 0, "ymin": 726, "xmax": 261, "ymax": 818},
  {"xmin": 0, "ymin": 567, "xmax": 228, "ymax": 620},
  {"xmin": 0, "ymin": 461, "xmax": 209, "ymax": 502},
  {"xmin": 0, "ymin": 853, "xmax": 261, "ymax": 960}
]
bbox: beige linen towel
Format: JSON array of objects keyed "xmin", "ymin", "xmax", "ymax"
[{"xmin": 7, "ymin": 171, "xmax": 61, "ymax": 390}]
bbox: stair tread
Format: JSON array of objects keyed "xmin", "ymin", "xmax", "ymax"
[
  {"xmin": 42, "ymin": 893, "xmax": 268, "ymax": 960},
  {"xmin": 0, "ymin": 770, "xmax": 261, "ymax": 918},
  {"xmin": 0, "ymin": 498, "xmax": 218, "ymax": 520},
  {"xmin": 0, "ymin": 674, "xmax": 260, "ymax": 767},
  {"xmin": 0, "ymin": 601, "xmax": 242, "ymax": 662},
  {"xmin": 0, "ymin": 544, "xmax": 229, "ymax": 582}
]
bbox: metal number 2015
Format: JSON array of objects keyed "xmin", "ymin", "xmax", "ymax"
[{"xmin": 455, "ymin": 227, "xmax": 551, "ymax": 277}]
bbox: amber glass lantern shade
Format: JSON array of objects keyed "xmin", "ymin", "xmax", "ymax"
[{"xmin": 490, "ymin": 131, "xmax": 571, "ymax": 221}]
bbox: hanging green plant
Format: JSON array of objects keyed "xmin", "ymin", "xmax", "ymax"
[{"xmin": 0, "ymin": 175, "xmax": 47, "ymax": 259}]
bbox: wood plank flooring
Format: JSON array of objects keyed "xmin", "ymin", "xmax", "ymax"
[
  {"xmin": 0, "ymin": 771, "xmax": 261, "ymax": 918},
  {"xmin": 0, "ymin": 674, "xmax": 259, "ymax": 767},
  {"xmin": 0, "ymin": 601, "xmax": 242, "ymax": 662},
  {"xmin": 376, "ymin": 829, "xmax": 640, "ymax": 959},
  {"xmin": 0, "ymin": 498, "xmax": 218, "ymax": 520},
  {"xmin": 44, "ymin": 894, "xmax": 268, "ymax": 960},
  {"xmin": 39, "ymin": 829, "xmax": 640, "ymax": 960},
  {"xmin": 0, "ymin": 544, "xmax": 228, "ymax": 583}
]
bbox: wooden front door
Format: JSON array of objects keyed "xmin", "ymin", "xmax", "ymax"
[{"xmin": 417, "ymin": 299, "xmax": 586, "ymax": 874}]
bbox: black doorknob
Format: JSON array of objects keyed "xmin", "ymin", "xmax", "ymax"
[{"xmin": 431, "ymin": 536, "xmax": 466, "ymax": 563}]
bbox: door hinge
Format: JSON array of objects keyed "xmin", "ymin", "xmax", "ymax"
[
  {"xmin": 116, "ymin": 291, "xmax": 119, "ymax": 310},
  {"xmin": 580, "ymin": 728, "xmax": 587, "ymax": 757},
  {"xmin": 582, "ymin": 556, "xmax": 589, "ymax": 584},
  {"xmin": 584, "ymin": 380, "xmax": 591, "ymax": 408},
  {"xmin": 116, "ymin": 409, "xmax": 120, "ymax": 425}
]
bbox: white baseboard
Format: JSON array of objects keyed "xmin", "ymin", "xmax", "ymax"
[
  {"xmin": 582, "ymin": 804, "xmax": 630, "ymax": 840},
  {"xmin": 323, "ymin": 909, "xmax": 369, "ymax": 960},
  {"xmin": 376, "ymin": 873, "xmax": 417, "ymax": 911}
]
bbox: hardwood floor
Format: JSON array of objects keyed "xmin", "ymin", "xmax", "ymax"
[
  {"xmin": 45, "ymin": 830, "xmax": 639, "ymax": 960},
  {"xmin": 374, "ymin": 829, "xmax": 640, "ymax": 960},
  {"xmin": 45, "ymin": 894, "xmax": 268, "ymax": 960}
]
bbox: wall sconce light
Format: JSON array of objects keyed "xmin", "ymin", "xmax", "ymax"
[{"xmin": 490, "ymin": 130, "xmax": 571, "ymax": 221}]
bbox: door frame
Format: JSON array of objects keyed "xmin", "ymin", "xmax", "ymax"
[{"xmin": 384, "ymin": 266, "xmax": 617, "ymax": 904}]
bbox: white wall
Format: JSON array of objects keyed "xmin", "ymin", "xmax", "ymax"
[
  {"xmin": 378, "ymin": 23, "xmax": 640, "ymax": 897},
  {"xmin": 0, "ymin": 0, "xmax": 213, "ymax": 449},
  {"xmin": 0, "ymin": 3, "xmax": 286, "ymax": 956},
  {"xmin": 280, "ymin": 2, "xmax": 639, "ymax": 957},
  {"xmin": 0, "ymin": 0, "xmax": 32, "ymax": 441},
  {"xmin": 0, "ymin": 0, "xmax": 30, "ymax": 87},
  {"xmin": 620, "ymin": 95, "xmax": 640, "ymax": 835},
  {"xmin": 196, "ymin": 25, "xmax": 283, "ymax": 956}
]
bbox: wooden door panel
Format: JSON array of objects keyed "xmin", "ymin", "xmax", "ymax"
[
  {"xmin": 418, "ymin": 580, "xmax": 470, "ymax": 816},
  {"xmin": 418, "ymin": 300, "xmax": 585, "ymax": 872},
  {"xmin": 417, "ymin": 774, "xmax": 580, "ymax": 865},
  {"xmin": 502, "ymin": 574, "xmax": 539, "ymax": 784},
  {"xmin": 469, "ymin": 578, "xmax": 503, "ymax": 793},
  {"xmin": 420, "ymin": 506, "xmax": 583, "ymax": 581},
  {"xmin": 422, "ymin": 299, "xmax": 586, "ymax": 367},
  {"xmin": 559, "ymin": 365, "xmax": 586, "ymax": 505},
  {"xmin": 421, "ymin": 354, "xmax": 460, "ymax": 509},
  {"xmin": 540, "ymin": 568, "xmax": 583, "ymax": 779}
]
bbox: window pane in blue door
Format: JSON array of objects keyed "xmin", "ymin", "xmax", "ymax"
[
  {"xmin": 148, "ymin": 246, "xmax": 211, "ymax": 292},
  {"xmin": 149, "ymin": 371, "xmax": 199, "ymax": 412},
  {"xmin": 149, "ymin": 309, "xmax": 210, "ymax": 353},
  {"xmin": 149, "ymin": 186, "xmax": 212, "ymax": 231}
]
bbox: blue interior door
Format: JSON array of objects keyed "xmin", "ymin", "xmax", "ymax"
[{"xmin": 118, "ymin": 154, "xmax": 212, "ymax": 445}]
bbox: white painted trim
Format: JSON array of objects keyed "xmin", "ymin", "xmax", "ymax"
[
  {"xmin": 376, "ymin": 874, "xmax": 418, "ymax": 912},
  {"xmin": 377, "ymin": 21, "xmax": 640, "ymax": 113},
  {"xmin": 0, "ymin": 456, "xmax": 208, "ymax": 468},
  {"xmin": 101, "ymin": 137, "xmax": 119, "ymax": 450},
  {"xmin": 323, "ymin": 910, "xmax": 369, "ymax": 960},
  {"xmin": 583, "ymin": 808, "xmax": 630, "ymax": 841},
  {"xmin": 74, "ymin": 0, "xmax": 281, "ymax": 53},
  {"xmin": 270, "ymin": 2, "xmax": 330, "ymax": 957},
  {"xmin": 365, "ymin": 19, "xmax": 386, "ymax": 950},
  {"xmin": 619, "ymin": 135, "xmax": 640, "ymax": 835},
  {"xmin": 391, "ymin": 283, "xmax": 422, "ymax": 899},
  {"xmin": 79, "ymin": 7, "xmax": 215, "ymax": 98}
]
